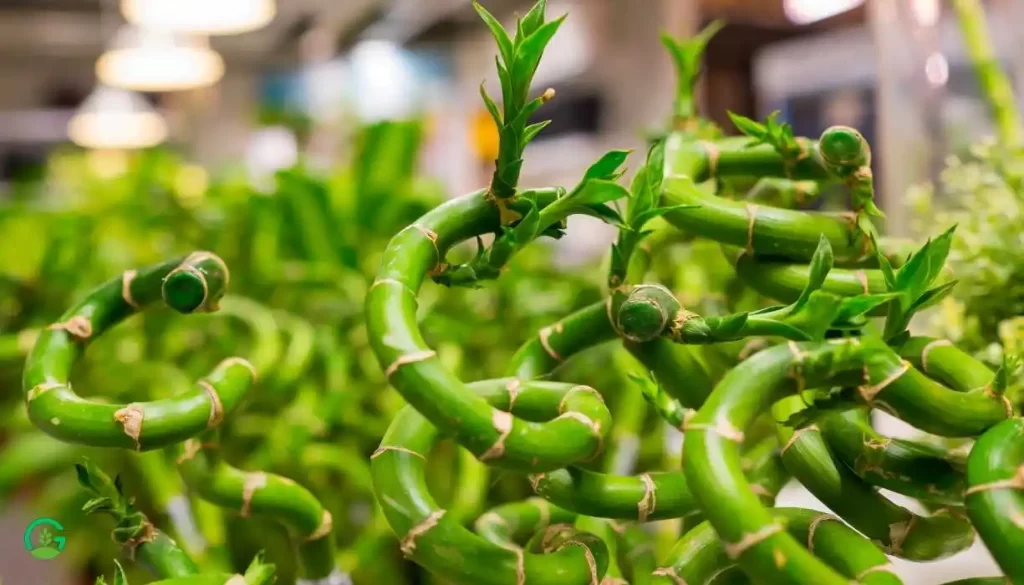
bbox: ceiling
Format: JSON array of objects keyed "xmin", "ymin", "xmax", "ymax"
[{"xmin": 0, "ymin": 0, "xmax": 387, "ymax": 67}]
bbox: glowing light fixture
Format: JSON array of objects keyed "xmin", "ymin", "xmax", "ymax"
[
  {"xmin": 121, "ymin": 0, "xmax": 276, "ymax": 36},
  {"xmin": 68, "ymin": 86, "xmax": 168, "ymax": 150},
  {"xmin": 784, "ymin": 0, "xmax": 865, "ymax": 25},
  {"xmin": 97, "ymin": 26, "xmax": 224, "ymax": 92}
]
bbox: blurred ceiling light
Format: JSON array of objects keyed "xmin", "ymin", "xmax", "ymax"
[
  {"xmin": 97, "ymin": 27, "xmax": 225, "ymax": 92},
  {"xmin": 911, "ymin": 0, "xmax": 941, "ymax": 26},
  {"xmin": 67, "ymin": 86, "xmax": 168, "ymax": 150},
  {"xmin": 349, "ymin": 40, "xmax": 416, "ymax": 122},
  {"xmin": 245, "ymin": 126, "xmax": 298, "ymax": 191},
  {"xmin": 925, "ymin": 52, "xmax": 950, "ymax": 87},
  {"xmin": 121, "ymin": 0, "xmax": 276, "ymax": 36},
  {"xmin": 784, "ymin": 0, "xmax": 865, "ymax": 24}
]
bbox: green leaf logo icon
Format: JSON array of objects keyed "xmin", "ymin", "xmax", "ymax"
[{"xmin": 24, "ymin": 518, "xmax": 66, "ymax": 560}]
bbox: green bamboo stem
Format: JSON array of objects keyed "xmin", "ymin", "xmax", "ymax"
[
  {"xmin": 898, "ymin": 336, "xmax": 995, "ymax": 391},
  {"xmin": 22, "ymin": 254, "xmax": 256, "ymax": 450},
  {"xmin": 964, "ymin": 416, "xmax": 1024, "ymax": 581},
  {"xmin": 651, "ymin": 508, "xmax": 902, "ymax": 585},
  {"xmin": 680, "ymin": 338, "xmax": 997, "ymax": 584},
  {"xmin": 660, "ymin": 134, "xmax": 869, "ymax": 263},
  {"xmin": 132, "ymin": 450, "xmax": 211, "ymax": 564},
  {"xmin": 372, "ymin": 402, "xmax": 610, "ymax": 585},
  {"xmin": 475, "ymin": 498, "xmax": 577, "ymax": 548},
  {"xmin": 952, "ymin": 0, "xmax": 1024, "ymax": 150},
  {"xmin": 509, "ymin": 300, "xmax": 617, "ymax": 380},
  {"xmin": 170, "ymin": 431, "xmax": 339, "ymax": 580},
  {"xmin": 819, "ymin": 407, "xmax": 966, "ymax": 505},
  {"xmin": 774, "ymin": 396, "xmax": 973, "ymax": 560},
  {"xmin": 366, "ymin": 191, "xmax": 618, "ymax": 472}
]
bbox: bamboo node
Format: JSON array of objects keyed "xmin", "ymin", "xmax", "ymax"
[{"xmin": 400, "ymin": 510, "xmax": 445, "ymax": 557}]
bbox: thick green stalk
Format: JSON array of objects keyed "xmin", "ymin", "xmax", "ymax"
[
  {"xmin": 652, "ymin": 508, "xmax": 901, "ymax": 585},
  {"xmin": 680, "ymin": 338, "xmax": 999, "ymax": 584},
  {"xmin": 819, "ymin": 407, "xmax": 966, "ymax": 505},
  {"xmin": 774, "ymin": 397, "xmax": 973, "ymax": 560},
  {"xmin": 366, "ymin": 191, "xmax": 617, "ymax": 472},
  {"xmin": 170, "ymin": 431, "xmax": 339, "ymax": 580},
  {"xmin": 372, "ymin": 399, "xmax": 609, "ymax": 585},
  {"xmin": 22, "ymin": 254, "xmax": 256, "ymax": 450},
  {"xmin": 964, "ymin": 417, "xmax": 1024, "ymax": 581}
]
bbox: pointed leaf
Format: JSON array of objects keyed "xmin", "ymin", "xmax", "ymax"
[
  {"xmin": 474, "ymin": 1, "xmax": 514, "ymax": 65},
  {"xmin": 575, "ymin": 203, "xmax": 627, "ymax": 227},
  {"xmin": 870, "ymin": 232, "xmax": 897, "ymax": 289},
  {"xmin": 571, "ymin": 179, "xmax": 631, "ymax": 207},
  {"xmin": 909, "ymin": 280, "xmax": 958, "ymax": 312},
  {"xmin": 835, "ymin": 293, "xmax": 899, "ymax": 322},
  {"xmin": 523, "ymin": 120, "xmax": 551, "ymax": 144},
  {"xmin": 922, "ymin": 224, "xmax": 957, "ymax": 285},
  {"xmin": 520, "ymin": 0, "xmax": 547, "ymax": 37},
  {"xmin": 496, "ymin": 58, "xmax": 513, "ymax": 109},
  {"xmin": 511, "ymin": 16, "xmax": 566, "ymax": 100},
  {"xmin": 75, "ymin": 463, "xmax": 94, "ymax": 491},
  {"xmin": 583, "ymin": 150, "xmax": 631, "ymax": 183},
  {"xmin": 82, "ymin": 496, "xmax": 114, "ymax": 515},
  {"xmin": 113, "ymin": 561, "xmax": 128, "ymax": 585},
  {"xmin": 480, "ymin": 83, "xmax": 502, "ymax": 127},
  {"xmin": 795, "ymin": 234, "xmax": 834, "ymax": 307},
  {"xmin": 727, "ymin": 111, "xmax": 766, "ymax": 139},
  {"xmin": 512, "ymin": 200, "xmax": 542, "ymax": 244}
]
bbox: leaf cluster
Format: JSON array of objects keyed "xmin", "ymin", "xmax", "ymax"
[
  {"xmin": 661, "ymin": 20, "xmax": 724, "ymax": 123},
  {"xmin": 75, "ymin": 459, "xmax": 154, "ymax": 547},
  {"xmin": 435, "ymin": 151, "xmax": 632, "ymax": 287},
  {"xmin": 608, "ymin": 142, "xmax": 699, "ymax": 289},
  {"xmin": 475, "ymin": 0, "xmax": 565, "ymax": 199},
  {"xmin": 871, "ymin": 225, "xmax": 958, "ymax": 343},
  {"xmin": 728, "ymin": 111, "xmax": 803, "ymax": 160}
]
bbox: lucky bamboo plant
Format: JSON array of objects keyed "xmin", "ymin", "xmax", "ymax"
[
  {"xmin": 3, "ymin": 118, "xmax": 607, "ymax": 584},
  {"xmin": 362, "ymin": 2, "xmax": 1023, "ymax": 585}
]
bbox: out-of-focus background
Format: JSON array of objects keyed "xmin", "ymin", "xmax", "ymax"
[{"xmin": 0, "ymin": 0, "xmax": 1021, "ymax": 583}]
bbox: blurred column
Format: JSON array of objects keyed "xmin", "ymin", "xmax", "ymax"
[{"xmin": 868, "ymin": 0, "xmax": 921, "ymax": 237}]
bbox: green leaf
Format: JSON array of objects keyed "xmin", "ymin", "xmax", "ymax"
[
  {"xmin": 888, "ymin": 330, "xmax": 912, "ymax": 347},
  {"xmin": 583, "ymin": 150, "xmax": 631, "ymax": 183},
  {"xmin": 712, "ymin": 312, "xmax": 749, "ymax": 339},
  {"xmin": 727, "ymin": 111, "xmax": 766, "ymax": 139},
  {"xmin": 511, "ymin": 16, "xmax": 566, "ymax": 101},
  {"xmin": 660, "ymin": 34, "xmax": 686, "ymax": 75},
  {"xmin": 75, "ymin": 462, "xmax": 94, "ymax": 491},
  {"xmin": 480, "ymin": 83, "xmax": 502, "ymax": 127},
  {"xmin": 82, "ymin": 496, "xmax": 115, "ymax": 515},
  {"xmin": 571, "ymin": 179, "xmax": 631, "ymax": 208},
  {"xmin": 631, "ymin": 204, "xmax": 699, "ymax": 229},
  {"xmin": 909, "ymin": 280, "xmax": 958, "ymax": 312},
  {"xmin": 575, "ymin": 203, "xmax": 627, "ymax": 227},
  {"xmin": 520, "ymin": 0, "xmax": 547, "ymax": 37},
  {"xmin": 496, "ymin": 58, "xmax": 513, "ymax": 106},
  {"xmin": 894, "ymin": 238, "xmax": 934, "ymax": 307},
  {"xmin": 511, "ymin": 200, "xmax": 542, "ymax": 244},
  {"xmin": 113, "ymin": 561, "xmax": 128, "ymax": 585},
  {"xmin": 474, "ymin": 1, "xmax": 514, "ymax": 65},
  {"xmin": 835, "ymin": 293, "xmax": 899, "ymax": 323},
  {"xmin": 921, "ymin": 224, "xmax": 957, "ymax": 284},
  {"xmin": 795, "ymin": 234, "xmax": 834, "ymax": 308},
  {"xmin": 522, "ymin": 120, "xmax": 551, "ymax": 144},
  {"xmin": 992, "ymin": 354, "xmax": 1022, "ymax": 394},
  {"xmin": 870, "ymin": 232, "xmax": 897, "ymax": 289}
]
